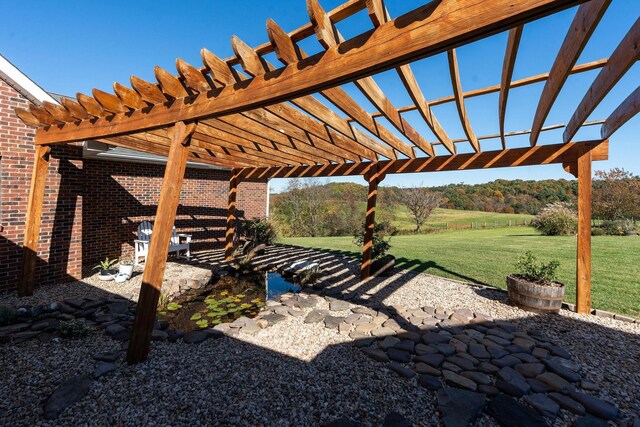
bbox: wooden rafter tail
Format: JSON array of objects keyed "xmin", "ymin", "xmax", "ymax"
[
  {"xmin": 60, "ymin": 97, "xmax": 90, "ymax": 120},
  {"xmin": 92, "ymin": 88, "xmax": 128, "ymax": 114},
  {"xmin": 366, "ymin": 0, "xmax": 452, "ymax": 155},
  {"xmin": 29, "ymin": 103, "xmax": 58, "ymax": 125},
  {"xmin": 601, "ymin": 86, "xmax": 640, "ymax": 139},
  {"xmin": 154, "ymin": 66, "xmax": 189, "ymax": 99},
  {"xmin": 499, "ymin": 26, "xmax": 523, "ymax": 149},
  {"xmin": 113, "ymin": 82, "xmax": 147, "ymax": 109},
  {"xmin": 14, "ymin": 108, "xmax": 41, "ymax": 127},
  {"xmin": 307, "ymin": 0, "xmax": 434, "ymax": 157},
  {"xmin": 564, "ymin": 17, "xmax": 640, "ymax": 143},
  {"xmin": 176, "ymin": 58, "xmax": 211, "ymax": 93},
  {"xmin": 76, "ymin": 92, "xmax": 106, "ymax": 117},
  {"xmin": 201, "ymin": 48, "xmax": 236, "ymax": 86},
  {"xmin": 267, "ymin": 17, "xmax": 413, "ymax": 159},
  {"xmin": 448, "ymin": 49, "xmax": 480, "ymax": 152},
  {"xmin": 130, "ymin": 75, "xmax": 168, "ymax": 104},
  {"xmin": 42, "ymin": 101, "xmax": 74, "ymax": 123},
  {"xmin": 530, "ymin": 0, "xmax": 611, "ymax": 146}
]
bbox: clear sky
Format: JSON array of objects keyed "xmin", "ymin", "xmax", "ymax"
[{"xmin": 2, "ymin": 1, "xmax": 638, "ymax": 192}]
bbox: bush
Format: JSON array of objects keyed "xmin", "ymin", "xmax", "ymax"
[
  {"xmin": 515, "ymin": 251, "xmax": 560, "ymax": 285},
  {"xmin": 0, "ymin": 304, "xmax": 17, "ymax": 326},
  {"xmin": 531, "ymin": 202, "xmax": 577, "ymax": 236},
  {"xmin": 353, "ymin": 220, "xmax": 397, "ymax": 260},
  {"xmin": 57, "ymin": 319, "xmax": 95, "ymax": 338},
  {"xmin": 600, "ymin": 219, "xmax": 636, "ymax": 236},
  {"xmin": 238, "ymin": 218, "xmax": 277, "ymax": 245},
  {"xmin": 591, "ymin": 227, "xmax": 606, "ymax": 236}
]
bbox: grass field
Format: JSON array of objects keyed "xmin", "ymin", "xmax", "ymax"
[
  {"xmin": 280, "ymin": 227, "xmax": 640, "ymax": 317},
  {"xmin": 387, "ymin": 207, "xmax": 534, "ymax": 232}
]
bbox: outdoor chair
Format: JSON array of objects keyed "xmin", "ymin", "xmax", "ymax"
[{"xmin": 134, "ymin": 220, "xmax": 191, "ymax": 266}]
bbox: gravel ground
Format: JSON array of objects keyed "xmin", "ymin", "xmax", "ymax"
[{"xmin": 1, "ymin": 246, "xmax": 638, "ymax": 426}]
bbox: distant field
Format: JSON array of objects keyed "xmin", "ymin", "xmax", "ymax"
[
  {"xmin": 280, "ymin": 227, "xmax": 640, "ymax": 317},
  {"xmin": 386, "ymin": 207, "xmax": 534, "ymax": 232}
]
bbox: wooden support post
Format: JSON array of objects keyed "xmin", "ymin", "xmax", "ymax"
[
  {"xmin": 563, "ymin": 146, "xmax": 592, "ymax": 315},
  {"xmin": 360, "ymin": 166, "xmax": 384, "ymax": 280},
  {"xmin": 19, "ymin": 145, "xmax": 51, "ymax": 296},
  {"xmin": 224, "ymin": 169, "xmax": 240, "ymax": 261},
  {"xmin": 127, "ymin": 122, "xmax": 195, "ymax": 364}
]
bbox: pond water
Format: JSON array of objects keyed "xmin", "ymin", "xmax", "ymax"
[{"xmin": 158, "ymin": 271, "xmax": 299, "ymax": 332}]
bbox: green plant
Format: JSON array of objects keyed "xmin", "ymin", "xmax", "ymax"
[
  {"xmin": 515, "ymin": 251, "xmax": 560, "ymax": 285},
  {"xmin": 239, "ymin": 218, "xmax": 277, "ymax": 245},
  {"xmin": 0, "ymin": 304, "xmax": 17, "ymax": 326},
  {"xmin": 531, "ymin": 202, "xmax": 577, "ymax": 236},
  {"xmin": 57, "ymin": 319, "xmax": 95, "ymax": 338},
  {"xmin": 353, "ymin": 220, "xmax": 397, "ymax": 259},
  {"xmin": 601, "ymin": 219, "xmax": 635, "ymax": 236},
  {"xmin": 591, "ymin": 227, "xmax": 606, "ymax": 236},
  {"xmin": 119, "ymin": 256, "xmax": 133, "ymax": 266},
  {"xmin": 94, "ymin": 257, "xmax": 118, "ymax": 271}
]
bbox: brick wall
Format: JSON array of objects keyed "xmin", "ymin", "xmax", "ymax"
[{"xmin": 0, "ymin": 78, "xmax": 267, "ymax": 292}]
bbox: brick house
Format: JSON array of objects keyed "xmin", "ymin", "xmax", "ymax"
[{"xmin": 0, "ymin": 54, "xmax": 268, "ymax": 292}]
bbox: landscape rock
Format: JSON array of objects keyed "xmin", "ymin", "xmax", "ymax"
[
  {"xmin": 44, "ymin": 376, "xmax": 93, "ymax": 420},
  {"xmin": 442, "ymin": 370, "xmax": 477, "ymax": 391},
  {"xmin": 568, "ymin": 390, "xmax": 618, "ymax": 420},
  {"xmin": 437, "ymin": 387, "xmax": 485, "ymax": 427},
  {"xmin": 486, "ymin": 394, "xmax": 548, "ymax": 427},
  {"xmin": 382, "ymin": 411, "xmax": 411, "ymax": 427},
  {"xmin": 183, "ymin": 331, "xmax": 208, "ymax": 344},
  {"xmin": 361, "ymin": 347, "xmax": 389, "ymax": 363},
  {"xmin": 525, "ymin": 393, "xmax": 560, "ymax": 418},
  {"xmin": 93, "ymin": 362, "xmax": 117, "ymax": 378},
  {"xmin": 548, "ymin": 392, "xmax": 585, "ymax": 415},
  {"xmin": 388, "ymin": 362, "xmax": 415, "ymax": 379},
  {"xmin": 304, "ymin": 309, "xmax": 329, "ymax": 324},
  {"xmin": 418, "ymin": 374, "xmax": 442, "ymax": 391}
]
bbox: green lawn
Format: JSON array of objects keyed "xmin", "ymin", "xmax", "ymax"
[
  {"xmin": 386, "ymin": 207, "xmax": 534, "ymax": 232},
  {"xmin": 280, "ymin": 227, "xmax": 640, "ymax": 317}
]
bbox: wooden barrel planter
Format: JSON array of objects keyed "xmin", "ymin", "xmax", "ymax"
[{"xmin": 506, "ymin": 275, "xmax": 565, "ymax": 314}]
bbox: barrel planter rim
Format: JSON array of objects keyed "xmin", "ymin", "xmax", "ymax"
[{"xmin": 506, "ymin": 274, "xmax": 566, "ymax": 314}]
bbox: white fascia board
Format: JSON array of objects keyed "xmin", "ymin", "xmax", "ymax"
[{"xmin": 0, "ymin": 54, "xmax": 58, "ymax": 105}]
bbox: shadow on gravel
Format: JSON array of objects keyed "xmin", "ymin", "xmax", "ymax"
[{"xmin": 1, "ymin": 245, "xmax": 638, "ymax": 426}]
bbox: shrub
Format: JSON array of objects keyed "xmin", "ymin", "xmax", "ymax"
[
  {"xmin": 57, "ymin": 319, "xmax": 95, "ymax": 338},
  {"xmin": 515, "ymin": 251, "xmax": 560, "ymax": 285},
  {"xmin": 353, "ymin": 220, "xmax": 397, "ymax": 259},
  {"xmin": 0, "ymin": 305, "xmax": 17, "ymax": 326},
  {"xmin": 239, "ymin": 218, "xmax": 277, "ymax": 245},
  {"xmin": 531, "ymin": 202, "xmax": 577, "ymax": 236},
  {"xmin": 591, "ymin": 227, "xmax": 606, "ymax": 236}
]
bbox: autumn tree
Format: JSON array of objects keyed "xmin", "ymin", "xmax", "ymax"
[
  {"xmin": 398, "ymin": 186, "xmax": 442, "ymax": 232},
  {"xmin": 592, "ymin": 168, "xmax": 640, "ymax": 220}
]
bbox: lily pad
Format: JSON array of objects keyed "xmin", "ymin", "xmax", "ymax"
[
  {"xmin": 237, "ymin": 294, "xmax": 246, "ymax": 298},
  {"xmin": 167, "ymin": 302, "xmax": 182, "ymax": 311},
  {"xmin": 195, "ymin": 319, "xmax": 209, "ymax": 328},
  {"xmin": 190, "ymin": 313, "xmax": 202, "ymax": 321}
]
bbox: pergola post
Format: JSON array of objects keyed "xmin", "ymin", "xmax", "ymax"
[
  {"xmin": 360, "ymin": 166, "xmax": 385, "ymax": 280},
  {"xmin": 224, "ymin": 169, "xmax": 241, "ymax": 261},
  {"xmin": 127, "ymin": 122, "xmax": 195, "ymax": 364},
  {"xmin": 19, "ymin": 145, "xmax": 51, "ymax": 297},
  {"xmin": 575, "ymin": 146, "xmax": 593, "ymax": 314}
]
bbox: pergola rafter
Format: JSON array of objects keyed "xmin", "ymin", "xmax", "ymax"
[{"xmin": 13, "ymin": 0, "xmax": 639, "ymax": 364}]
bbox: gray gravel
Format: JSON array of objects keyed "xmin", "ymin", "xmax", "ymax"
[{"xmin": 1, "ymin": 246, "xmax": 638, "ymax": 426}]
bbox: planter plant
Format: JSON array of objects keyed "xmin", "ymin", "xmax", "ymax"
[
  {"xmin": 507, "ymin": 251, "xmax": 565, "ymax": 313},
  {"xmin": 118, "ymin": 256, "xmax": 134, "ymax": 276},
  {"xmin": 94, "ymin": 257, "xmax": 118, "ymax": 281}
]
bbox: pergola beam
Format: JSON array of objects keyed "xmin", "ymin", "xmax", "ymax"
[
  {"xmin": 499, "ymin": 26, "xmax": 523, "ymax": 149},
  {"xmin": 600, "ymin": 86, "xmax": 640, "ymax": 139},
  {"xmin": 448, "ymin": 49, "xmax": 480, "ymax": 152},
  {"xmin": 34, "ymin": 0, "xmax": 585, "ymax": 145}
]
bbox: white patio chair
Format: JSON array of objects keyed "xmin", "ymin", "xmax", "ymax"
[{"xmin": 134, "ymin": 220, "xmax": 191, "ymax": 266}]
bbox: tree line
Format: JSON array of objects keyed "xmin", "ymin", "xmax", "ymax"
[{"xmin": 269, "ymin": 169, "xmax": 640, "ymax": 237}]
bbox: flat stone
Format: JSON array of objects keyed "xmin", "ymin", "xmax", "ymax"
[
  {"xmin": 437, "ymin": 387, "xmax": 485, "ymax": 427},
  {"xmin": 431, "ymin": 343, "xmax": 456, "ymax": 356},
  {"xmin": 478, "ymin": 362, "xmax": 499, "ymax": 374},
  {"xmin": 495, "ymin": 321, "xmax": 517, "ymax": 332},
  {"xmin": 295, "ymin": 297, "xmax": 319, "ymax": 309},
  {"xmin": 355, "ymin": 323, "xmax": 378, "ymax": 334},
  {"xmin": 497, "ymin": 367, "xmax": 531, "ymax": 397},
  {"xmin": 329, "ymin": 300, "xmax": 351, "ymax": 311},
  {"xmin": 527, "ymin": 378, "xmax": 553, "ymax": 393},
  {"xmin": 394, "ymin": 340, "xmax": 415, "ymax": 353},
  {"xmin": 569, "ymin": 390, "xmax": 618, "ymax": 420},
  {"xmin": 525, "ymin": 393, "xmax": 560, "ymax": 418},
  {"xmin": 93, "ymin": 362, "xmax": 117, "ymax": 378},
  {"xmin": 486, "ymin": 394, "xmax": 547, "ymax": 427},
  {"xmin": 486, "ymin": 335, "xmax": 512, "ymax": 347},
  {"xmin": 513, "ymin": 337, "xmax": 536, "ymax": 351},
  {"xmin": 387, "ymin": 348, "xmax": 411, "ymax": 363},
  {"xmin": 414, "ymin": 363, "xmax": 441, "ymax": 376},
  {"xmin": 92, "ymin": 350, "xmax": 122, "ymax": 363},
  {"xmin": 461, "ymin": 371, "xmax": 492, "ymax": 385},
  {"xmin": 515, "ymin": 363, "xmax": 545, "ymax": 378},
  {"xmin": 415, "ymin": 343, "xmax": 438, "ymax": 355},
  {"xmin": 537, "ymin": 372, "xmax": 574, "ymax": 394},
  {"xmin": 44, "ymin": 376, "xmax": 93, "ymax": 420},
  {"xmin": 324, "ymin": 315, "xmax": 345, "ymax": 329},
  {"xmin": 488, "ymin": 346, "xmax": 509, "ymax": 359},
  {"xmin": 151, "ymin": 329, "xmax": 168, "ymax": 341},
  {"xmin": 422, "ymin": 317, "xmax": 440, "ymax": 327},
  {"xmin": 477, "ymin": 384, "xmax": 499, "ymax": 397},
  {"xmin": 543, "ymin": 359, "xmax": 581, "ymax": 382},
  {"xmin": 442, "ymin": 362, "xmax": 462, "ymax": 373},
  {"xmin": 382, "ymin": 411, "xmax": 411, "ymax": 427},
  {"xmin": 418, "ymin": 374, "xmax": 442, "ymax": 391},
  {"xmin": 183, "ymin": 331, "xmax": 208, "ymax": 344},
  {"xmin": 415, "ymin": 353, "xmax": 444, "ymax": 368},
  {"xmin": 322, "ymin": 417, "xmax": 362, "ymax": 427},
  {"xmin": 397, "ymin": 331, "xmax": 421, "ymax": 342},
  {"xmin": 203, "ymin": 329, "xmax": 224, "ymax": 339},
  {"xmin": 468, "ymin": 343, "xmax": 490, "ymax": 359},
  {"xmin": 262, "ymin": 313, "xmax": 286, "ymax": 325},
  {"xmin": 449, "ymin": 338, "xmax": 467, "ymax": 353},
  {"xmin": 361, "ymin": 347, "xmax": 389, "ymax": 362},
  {"xmin": 372, "ymin": 327, "xmax": 395, "ymax": 337},
  {"xmin": 580, "ymin": 380, "xmax": 600, "ymax": 392},
  {"xmin": 446, "ymin": 355, "xmax": 475, "ymax": 371},
  {"xmin": 487, "ymin": 327, "xmax": 515, "ymax": 341},
  {"xmin": 493, "ymin": 355, "xmax": 521, "ymax": 368},
  {"xmin": 532, "ymin": 347, "xmax": 549, "ymax": 359},
  {"xmin": 107, "ymin": 302, "xmax": 129, "ymax": 315},
  {"xmin": 31, "ymin": 319, "xmax": 59, "ymax": 332},
  {"xmin": 548, "ymin": 392, "xmax": 585, "ymax": 415},
  {"xmin": 104, "ymin": 324, "xmax": 126, "ymax": 336},
  {"xmin": 388, "ymin": 362, "xmax": 415, "ymax": 379},
  {"xmin": 512, "ymin": 352, "xmax": 539, "ymax": 363},
  {"xmin": 421, "ymin": 332, "xmax": 451, "ymax": 345},
  {"xmin": 573, "ymin": 415, "xmax": 610, "ymax": 427},
  {"xmin": 349, "ymin": 331, "xmax": 370, "ymax": 340},
  {"xmin": 548, "ymin": 345, "xmax": 572, "ymax": 359},
  {"xmin": 304, "ymin": 309, "xmax": 329, "ymax": 323},
  {"xmin": 442, "ymin": 370, "xmax": 477, "ymax": 391},
  {"xmin": 344, "ymin": 313, "xmax": 361, "ymax": 324}
]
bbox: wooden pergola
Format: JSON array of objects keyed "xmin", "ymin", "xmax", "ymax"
[{"xmin": 14, "ymin": 0, "xmax": 639, "ymax": 363}]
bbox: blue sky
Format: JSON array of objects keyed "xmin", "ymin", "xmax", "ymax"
[{"xmin": 2, "ymin": 1, "xmax": 638, "ymax": 192}]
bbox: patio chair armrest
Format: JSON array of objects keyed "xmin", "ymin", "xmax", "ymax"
[{"xmin": 177, "ymin": 233, "xmax": 192, "ymax": 242}]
